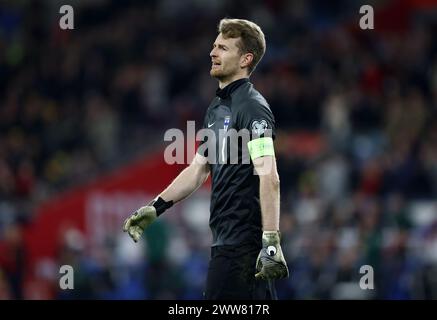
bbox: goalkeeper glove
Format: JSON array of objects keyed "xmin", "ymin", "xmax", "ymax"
[
  {"xmin": 255, "ymin": 231, "xmax": 289, "ymax": 280},
  {"xmin": 122, "ymin": 197, "xmax": 173, "ymax": 243}
]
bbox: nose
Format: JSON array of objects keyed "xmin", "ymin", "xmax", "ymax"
[{"xmin": 210, "ymin": 47, "xmax": 217, "ymax": 58}]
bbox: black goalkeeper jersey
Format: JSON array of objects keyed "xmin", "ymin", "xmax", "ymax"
[{"xmin": 198, "ymin": 78, "xmax": 276, "ymax": 247}]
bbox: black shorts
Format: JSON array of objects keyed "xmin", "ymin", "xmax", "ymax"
[{"xmin": 204, "ymin": 242, "xmax": 272, "ymax": 300}]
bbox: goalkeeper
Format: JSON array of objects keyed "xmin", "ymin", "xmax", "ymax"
[{"xmin": 123, "ymin": 18, "xmax": 288, "ymax": 300}]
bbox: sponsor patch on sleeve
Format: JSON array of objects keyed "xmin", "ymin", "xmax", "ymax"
[{"xmin": 251, "ymin": 119, "xmax": 268, "ymax": 136}]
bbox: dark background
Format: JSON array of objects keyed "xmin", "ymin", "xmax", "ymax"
[{"xmin": 0, "ymin": 0, "xmax": 437, "ymax": 299}]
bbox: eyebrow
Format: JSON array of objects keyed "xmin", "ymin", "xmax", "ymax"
[{"xmin": 213, "ymin": 43, "xmax": 229, "ymax": 50}]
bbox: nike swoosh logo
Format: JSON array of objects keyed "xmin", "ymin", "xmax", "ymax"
[{"xmin": 208, "ymin": 122, "xmax": 215, "ymax": 128}]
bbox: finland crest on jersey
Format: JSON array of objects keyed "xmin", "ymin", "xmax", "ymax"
[{"xmin": 223, "ymin": 116, "xmax": 230, "ymax": 132}]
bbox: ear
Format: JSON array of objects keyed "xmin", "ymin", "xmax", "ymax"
[{"xmin": 240, "ymin": 53, "xmax": 254, "ymax": 69}]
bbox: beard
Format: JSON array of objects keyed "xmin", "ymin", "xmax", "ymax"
[
  {"xmin": 210, "ymin": 66, "xmax": 225, "ymax": 78},
  {"xmin": 210, "ymin": 64, "xmax": 237, "ymax": 81}
]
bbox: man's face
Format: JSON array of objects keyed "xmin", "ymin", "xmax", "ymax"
[{"xmin": 210, "ymin": 33, "xmax": 243, "ymax": 80}]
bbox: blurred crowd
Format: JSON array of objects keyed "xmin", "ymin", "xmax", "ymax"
[{"xmin": 1, "ymin": 0, "xmax": 437, "ymax": 299}]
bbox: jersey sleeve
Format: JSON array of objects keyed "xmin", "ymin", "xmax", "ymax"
[
  {"xmin": 238, "ymin": 102, "xmax": 276, "ymax": 140},
  {"xmin": 238, "ymin": 102, "xmax": 276, "ymax": 160}
]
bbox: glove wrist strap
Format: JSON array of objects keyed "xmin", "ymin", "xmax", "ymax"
[
  {"xmin": 262, "ymin": 230, "xmax": 281, "ymax": 246},
  {"xmin": 150, "ymin": 197, "xmax": 173, "ymax": 216}
]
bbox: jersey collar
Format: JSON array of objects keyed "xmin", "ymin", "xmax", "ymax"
[{"xmin": 216, "ymin": 78, "xmax": 249, "ymax": 99}]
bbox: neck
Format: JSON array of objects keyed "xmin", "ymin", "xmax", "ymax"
[{"xmin": 218, "ymin": 73, "xmax": 248, "ymax": 89}]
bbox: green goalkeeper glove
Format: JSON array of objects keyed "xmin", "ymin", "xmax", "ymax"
[
  {"xmin": 255, "ymin": 231, "xmax": 289, "ymax": 280},
  {"xmin": 122, "ymin": 197, "xmax": 173, "ymax": 243}
]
